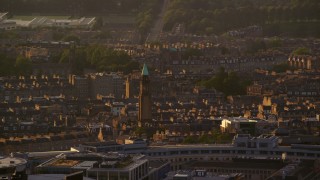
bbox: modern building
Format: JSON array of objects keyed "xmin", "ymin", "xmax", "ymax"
[
  {"xmin": 165, "ymin": 170, "xmax": 245, "ymax": 180},
  {"xmin": 138, "ymin": 64, "xmax": 152, "ymax": 127},
  {"xmin": 182, "ymin": 158, "xmax": 285, "ymax": 180},
  {"xmin": 0, "ymin": 156, "xmax": 27, "ymax": 180},
  {"xmin": 78, "ymin": 140, "xmax": 147, "ymax": 153},
  {"xmin": 35, "ymin": 152, "xmax": 169, "ymax": 180},
  {"xmin": 75, "ymin": 134, "xmax": 320, "ymax": 172},
  {"xmin": 0, "ymin": 12, "xmax": 17, "ymax": 30}
]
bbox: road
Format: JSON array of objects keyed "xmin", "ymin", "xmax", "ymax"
[{"xmin": 146, "ymin": 0, "xmax": 170, "ymax": 43}]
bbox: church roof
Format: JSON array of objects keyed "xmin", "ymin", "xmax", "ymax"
[{"xmin": 141, "ymin": 63, "xmax": 149, "ymax": 76}]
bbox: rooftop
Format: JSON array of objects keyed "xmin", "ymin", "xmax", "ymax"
[
  {"xmin": 187, "ymin": 160, "xmax": 285, "ymax": 169},
  {"xmin": 0, "ymin": 156, "xmax": 27, "ymax": 169},
  {"xmin": 49, "ymin": 159, "xmax": 79, "ymax": 167},
  {"xmin": 28, "ymin": 174, "xmax": 95, "ymax": 180}
]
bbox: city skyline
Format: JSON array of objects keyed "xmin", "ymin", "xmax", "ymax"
[{"xmin": 0, "ymin": 0, "xmax": 320, "ymax": 180}]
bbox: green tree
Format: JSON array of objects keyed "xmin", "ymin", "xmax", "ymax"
[
  {"xmin": 272, "ymin": 63, "xmax": 295, "ymax": 73},
  {"xmin": 182, "ymin": 136, "xmax": 197, "ymax": 144},
  {"xmin": 58, "ymin": 45, "xmax": 138, "ymax": 74},
  {"xmin": 93, "ymin": 17, "xmax": 103, "ymax": 30},
  {"xmin": 0, "ymin": 53, "xmax": 15, "ymax": 76},
  {"xmin": 201, "ymin": 67, "xmax": 251, "ymax": 96},
  {"xmin": 63, "ymin": 35, "xmax": 80, "ymax": 44},
  {"xmin": 15, "ymin": 55, "xmax": 32, "ymax": 75},
  {"xmin": 182, "ymin": 48, "xmax": 203, "ymax": 59},
  {"xmin": 292, "ymin": 47, "xmax": 311, "ymax": 55},
  {"xmin": 267, "ymin": 37, "xmax": 282, "ymax": 49},
  {"xmin": 59, "ymin": 49, "xmax": 70, "ymax": 63}
]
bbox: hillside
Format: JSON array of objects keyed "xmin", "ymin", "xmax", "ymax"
[{"xmin": 163, "ymin": 0, "xmax": 320, "ymax": 37}]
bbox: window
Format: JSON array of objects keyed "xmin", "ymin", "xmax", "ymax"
[
  {"xmin": 191, "ymin": 150, "xmax": 199, "ymax": 154},
  {"xmin": 259, "ymin": 143, "xmax": 268, "ymax": 148},
  {"xmin": 181, "ymin": 151, "xmax": 188, "ymax": 154},
  {"xmin": 259, "ymin": 151, "xmax": 268, "ymax": 155},
  {"xmin": 201, "ymin": 150, "xmax": 209, "ymax": 154},
  {"xmin": 170, "ymin": 151, "xmax": 178, "ymax": 155},
  {"xmin": 287, "ymin": 152, "xmax": 294, "ymax": 156},
  {"xmin": 222, "ymin": 150, "xmax": 230, "ymax": 154},
  {"xmin": 211, "ymin": 150, "xmax": 220, "ymax": 154}
]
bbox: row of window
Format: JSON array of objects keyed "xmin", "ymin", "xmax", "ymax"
[{"xmin": 147, "ymin": 149, "xmax": 320, "ymax": 158}]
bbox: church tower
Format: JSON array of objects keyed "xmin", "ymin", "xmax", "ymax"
[{"xmin": 138, "ymin": 64, "xmax": 152, "ymax": 127}]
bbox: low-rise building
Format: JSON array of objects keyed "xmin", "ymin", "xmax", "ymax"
[
  {"xmin": 220, "ymin": 117, "xmax": 257, "ymax": 135},
  {"xmin": 0, "ymin": 156, "xmax": 27, "ymax": 179},
  {"xmin": 0, "ymin": 12, "xmax": 17, "ymax": 30},
  {"xmin": 35, "ymin": 152, "xmax": 169, "ymax": 180},
  {"xmin": 89, "ymin": 73, "xmax": 125, "ymax": 99}
]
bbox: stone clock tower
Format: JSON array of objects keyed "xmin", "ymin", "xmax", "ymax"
[{"xmin": 138, "ymin": 64, "xmax": 152, "ymax": 127}]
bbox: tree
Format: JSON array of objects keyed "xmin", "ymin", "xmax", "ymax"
[
  {"xmin": 246, "ymin": 39, "xmax": 266, "ymax": 54},
  {"xmin": 58, "ymin": 45, "xmax": 138, "ymax": 74},
  {"xmin": 15, "ymin": 55, "xmax": 32, "ymax": 75},
  {"xmin": 59, "ymin": 49, "xmax": 70, "ymax": 63},
  {"xmin": 0, "ymin": 53, "xmax": 15, "ymax": 76},
  {"xmin": 267, "ymin": 37, "xmax": 282, "ymax": 49},
  {"xmin": 292, "ymin": 47, "xmax": 311, "ymax": 55},
  {"xmin": 201, "ymin": 67, "xmax": 251, "ymax": 96},
  {"xmin": 93, "ymin": 17, "xmax": 103, "ymax": 30},
  {"xmin": 63, "ymin": 35, "xmax": 80, "ymax": 44},
  {"xmin": 272, "ymin": 63, "xmax": 295, "ymax": 73},
  {"xmin": 182, "ymin": 48, "xmax": 203, "ymax": 59},
  {"xmin": 182, "ymin": 136, "xmax": 197, "ymax": 144}
]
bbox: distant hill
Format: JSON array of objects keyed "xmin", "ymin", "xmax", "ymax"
[
  {"xmin": 0, "ymin": 0, "xmax": 162, "ymax": 34},
  {"xmin": 0, "ymin": 0, "xmax": 146, "ymax": 15},
  {"xmin": 162, "ymin": 0, "xmax": 320, "ymax": 37}
]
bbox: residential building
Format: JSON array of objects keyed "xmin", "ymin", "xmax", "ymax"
[
  {"xmin": 220, "ymin": 117, "xmax": 257, "ymax": 135},
  {"xmin": 69, "ymin": 75, "xmax": 90, "ymax": 99},
  {"xmin": 89, "ymin": 73, "xmax": 124, "ymax": 99}
]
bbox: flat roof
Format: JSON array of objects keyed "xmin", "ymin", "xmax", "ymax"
[
  {"xmin": 174, "ymin": 174, "xmax": 190, "ymax": 177},
  {"xmin": 149, "ymin": 160, "xmax": 169, "ymax": 168},
  {"xmin": 72, "ymin": 161, "xmax": 97, "ymax": 169},
  {"xmin": 0, "ymin": 157, "xmax": 27, "ymax": 169},
  {"xmin": 187, "ymin": 161, "xmax": 285, "ymax": 169},
  {"xmin": 49, "ymin": 159, "xmax": 79, "ymax": 167},
  {"xmin": 27, "ymin": 150, "xmax": 78, "ymax": 158},
  {"xmin": 28, "ymin": 174, "xmax": 95, "ymax": 180},
  {"xmin": 149, "ymin": 144, "xmax": 233, "ymax": 149}
]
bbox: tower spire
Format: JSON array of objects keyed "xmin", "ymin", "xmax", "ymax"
[{"xmin": 141, "ymin": 63, "xmax": 149, "ymax": 76}]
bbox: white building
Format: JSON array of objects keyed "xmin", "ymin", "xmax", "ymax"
[
  {"xmin": 220, "ymin": 117, "xmax": 258, "ymax": 134},
  {"xmin": 5, "ymin": 15, "xmax": 95, "ymax": 29},
  {"xmin": 0, "ymin": 12, "xmax": 17, "ymax": 30}
]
